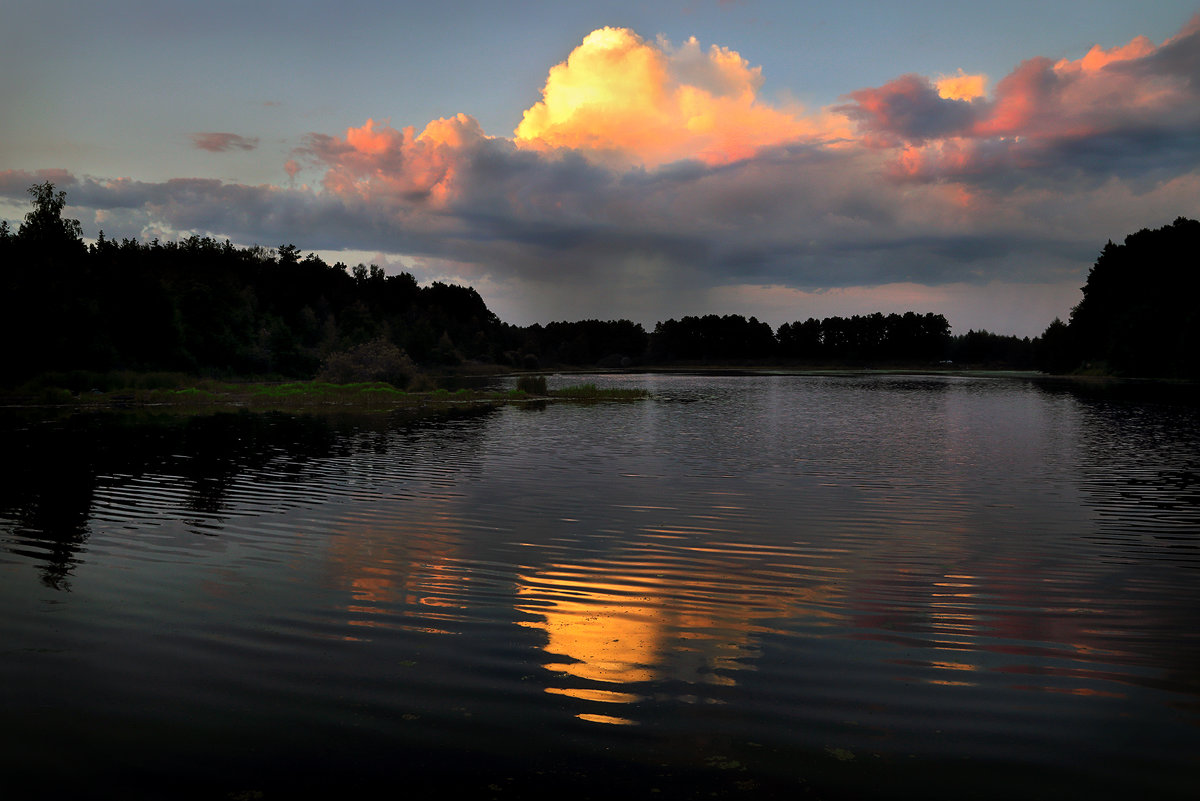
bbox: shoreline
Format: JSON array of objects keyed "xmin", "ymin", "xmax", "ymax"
[
  {"xmin": 3, "ymin": 368, "xmax": 1194, "ymax": 414},
  {"xmin": 0, "ymin": 378, "xmax": 648, "ymax": 414}
]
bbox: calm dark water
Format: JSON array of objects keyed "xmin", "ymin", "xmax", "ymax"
[{"xmin": 2, "ymin": 374, "xmax": 1198, "ymax": 800}]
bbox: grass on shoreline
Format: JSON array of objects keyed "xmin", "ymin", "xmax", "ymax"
[
  {"xmin": 5, "ymin": 369, "xmax": 1192, "ymax": 414},
  {"xmin": 549, "ymin": 382, "xmax": 648, "ymax": 400},
  {"xmin": 1, "ymin": 375, "xmax": 649, "ymax": 412}
]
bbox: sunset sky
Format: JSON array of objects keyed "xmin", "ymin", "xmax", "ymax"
[{"xmin": 4, "ymin": 1, "xmax": 1199, "ymax": 336}]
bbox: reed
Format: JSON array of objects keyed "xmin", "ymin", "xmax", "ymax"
[
  {"xmin": 551, "ymin": 383, "xmax": 648, "ymax": 400},
  {"xmin": 515, "ymin": 375, "xmax": 548, "ymax": 395}
]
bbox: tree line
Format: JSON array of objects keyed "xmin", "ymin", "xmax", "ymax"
[
  {"xmin": 1044, "ymin": 217, "xmax": 1199, "ymax": 379},
  {"xmin": 1, "ymin": 183, "xmax": 504, "ymax": 386},
  {"xmin": 2, "ymin": 182, "xmax": 1195, "ymax": 385}
]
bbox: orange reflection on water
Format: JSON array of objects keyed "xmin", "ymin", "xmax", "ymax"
[
  {"xmin": 517, "ymin": 553, "xmax": 843, "ymax": 721},
  {"xmin": 517, "ymin": 576, "xmax": 668, "ymax": 686},
  {"xmin": 1013, "ymin": 685, "xmax": 1127, "ymax": 699},
  {"xmin": 324, "ymin": 510, "xmax": 465, "ymax": 638},
  {"xmin": 926, "ymin": 660, "xmax": 979, "ymax": 686},
  {"xmin": 577, "ymin": 712, "xmax": 637, "ymax": 726},
  {"xmin": 545, "ymin": 687, "xmax": 640, "ymax": 704}
]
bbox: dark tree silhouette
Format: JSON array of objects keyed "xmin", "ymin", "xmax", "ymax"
[
  {"xmin": 20, "ymin": 182, "xmax": 1184, "ymax": 383},
  {"xmin": 1033, "ymin": 318, "xmax": 1077, "ymax": 375},
  {"xmin": 0, "ymin": 183, "xmax": 510, "ymax": 385},
  {"xmin": 774, "ymin": 312, "xmax": 950, "ymax": 363},
  {"xmin": 949, "ymin": 329, "xmax": 1035, "ymax": 368},
  {"xmin": 504, "ymin": 319, "xmax": 649, "ymax": 368},
  {"xmin": 649, "ymin": 314, "xmax": 776, "ymax": 362},
  {"xmin": 1046, "ymin": 217, "xmax": 1199, "ymax": 378},
  {"xmin": 18, "ymin": 181, "xmax": 84, "ymax": 253}
]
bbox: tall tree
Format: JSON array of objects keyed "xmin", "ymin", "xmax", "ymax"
[{"xmin": 18, "ymin": 181, "xmax": 84, "ymax": 253}]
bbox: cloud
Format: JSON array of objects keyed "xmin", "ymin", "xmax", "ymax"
[
  {"xmin": 295, "ymin": 114, "xmax": 499, "ymax": 211},
  {"xmin": 935, "ymin": 69, "xmax": 988, "ymax": 101},
  {"xmin": 5, "ymin": 19, "xmax": 1200, "ymax": 337},
  {"xmin": 513, "ymin": 27, "xmax": 847, "ymax": 167},
  {"xmin": 840, "ymin": 74, "xmax": 984, "ymax": 145},
  {"xmin": 191, "ymin": 132, "xmax": 260, "ymax": 152},
  {"xmin": 843, "ymin": 14, "xmax": 1200, "ymax": 185},
  {"xmin": 0, "ymin": 168, "xmax": 79, "ymax": 195}
]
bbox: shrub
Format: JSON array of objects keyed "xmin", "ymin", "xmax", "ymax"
[
  {"xmin": 516, "ymin": 374, "xmax": 547, "ymax": 395},
  {"xmin": 316, "ymin": 339, "xmax": 418, "ymax": 387}
]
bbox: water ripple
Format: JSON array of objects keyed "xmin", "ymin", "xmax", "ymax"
[{"xmin": 2, "ymin": 377, "xmax": 1198, "ymax": 798}]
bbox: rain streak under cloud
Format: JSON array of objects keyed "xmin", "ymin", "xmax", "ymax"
[{"xmin": 4, "ymin": 11, "xmax": 1200, "ymax": 336}]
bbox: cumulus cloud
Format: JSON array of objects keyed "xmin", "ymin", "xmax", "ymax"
[
  {"xmin": 191, "ymin": 132, "xmax": 260, "ymax": 152},
  {"xmin": 513, "ymin": 27, "xmax": 847, "ymax": 167},
  {"xmin": 299, "ymin": 114, "xmax": 490, "ymax": 207},
  {"xmin": 4, "ymin": 19, "xmax": 1200, "ymax": 336}
]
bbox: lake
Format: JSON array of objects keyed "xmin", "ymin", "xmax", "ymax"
[{"xmin": 2, "ymin": 373, "xmax": 1197, "ymax": 799}]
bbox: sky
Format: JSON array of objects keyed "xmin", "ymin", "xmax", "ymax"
[{"xmin": 3, "ymin": 0, "xmax": 1199, "ymax": 337}]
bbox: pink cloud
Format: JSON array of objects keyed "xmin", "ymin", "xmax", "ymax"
[
  {"xmin": 301, "ymin": 114, "xmax": 489, "ymax": 207},
  {"xmin": 839, "ymin": 16, "xmax": 1200, "ymax": 183},
  {"xmin": 844, "ymin": 17, "xmax": 1200, "ymax": 183}
]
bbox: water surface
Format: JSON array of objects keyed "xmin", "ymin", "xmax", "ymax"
[{"xmin": 2, "ymin": 374, "xmax": 1197, "ymax": 799}]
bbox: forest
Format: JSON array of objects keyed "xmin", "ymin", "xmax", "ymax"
[{"xmin": 2, "ymin": 182, "xmax": 1196, "ymax": 388}]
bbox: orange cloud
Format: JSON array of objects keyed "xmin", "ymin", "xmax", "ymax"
[
  {"xmin": 935, "ymin": 69, "xmax": 987, "ymax": 101},
  {"xmin": 344, "ymin": 118, "xmax": 398, "ymax": 155},
  {"xmin": 1054, "ymin": 35, "xmax": 1156, "ymax": 75},
  {"xmin": 515, "ymin": 27, "xmax": 843, "ymax": 167}
]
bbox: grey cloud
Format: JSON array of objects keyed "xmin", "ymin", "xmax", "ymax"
[
  {"xmin": 3, "ymin": 124, "xmax": 1187, "ymax": 306},
  {"xmin": 0, "ymin": 168, "xmax": 79, "ymax": 197},
  {"xmin": 191, "ymin": 132, "xmax": 260, "ymax": 152},
  {"xmin": 1119, "ymin": 14, "xmax": 1200, "ymax": 80},
  {"xmin": 838, "ymin": 74, "xmax": 982, "ymax": 144}
]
